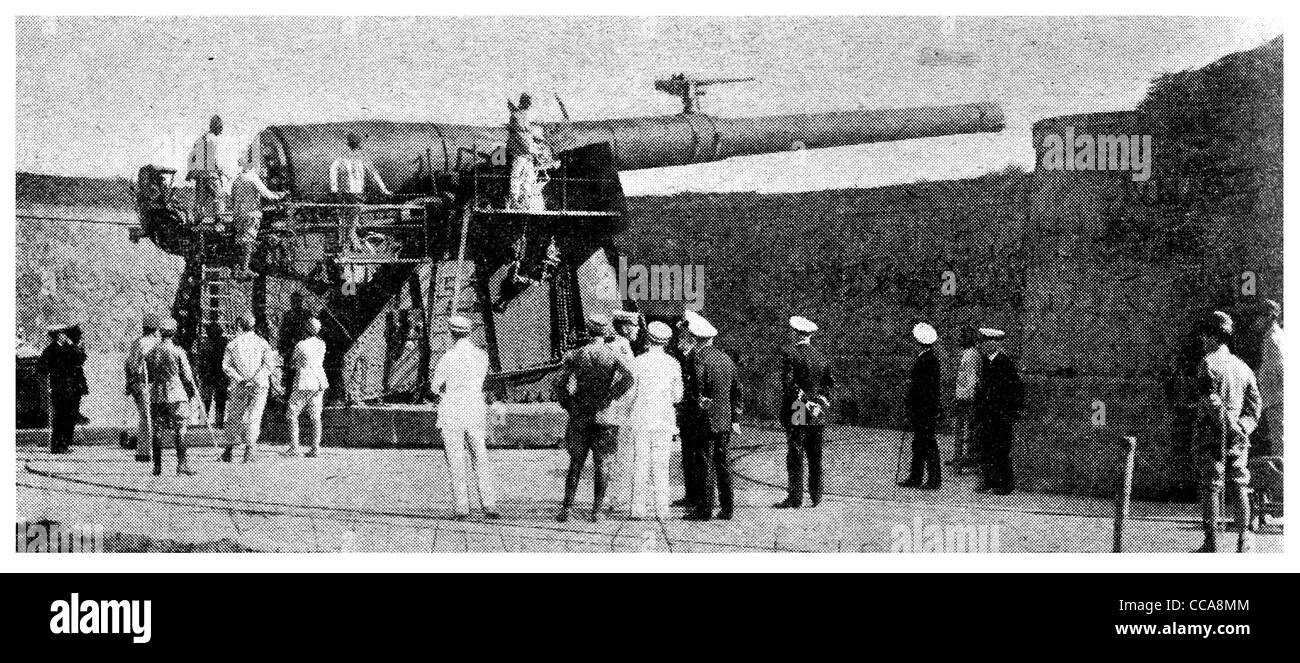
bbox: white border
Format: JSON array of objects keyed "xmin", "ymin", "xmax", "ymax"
[{"xmin": 4, "ymin": 3, "xmax": 1294, "ymax": 573}]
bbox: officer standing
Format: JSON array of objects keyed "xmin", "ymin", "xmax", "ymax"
[
  {"xmin": 899, "ymin": 323, "xmax": 943, "ymax": 489},
  {"xmin": 1193, "ymin": 311, "xmax": 1262, "ymax": 553},
  {"xmin": 774, "ymin": 316, "xmax": 835, "ymax": 509},
  {"xmin": 36, "ymin": 322, "xmax": 88, "ymax": 454},
  {"xmin": 971, "ymin": 328, "xmax": 1024, "ymax": 495},
  {"xmin": 623, "ymin": 321, "xmax": 685, "ymax": 520},
  {"xmin": 553, "ymin": 313, "xmax": 636, "ymax": 523},
  {"xmin": 146, "ymin": 318, "xmax": 198, "ymax": 476},
  {"xmin": 431, "ymin": 316, "xmax": 501, "ymax": 521},
  {"xmin": 682, "ymin": 313, "xmax": 742, "ymax": 521},
  {"xmin": 671, "ymin": 310, "xmax": 705, "ymax": 510},
  {"xmin": 125, "ymin": 313, "xmax": 161, "ymax": 462}
]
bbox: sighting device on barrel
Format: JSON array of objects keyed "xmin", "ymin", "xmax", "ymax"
[{"xmin": 654, "ymin": 74, "xmax": 756, "ymax": 114}]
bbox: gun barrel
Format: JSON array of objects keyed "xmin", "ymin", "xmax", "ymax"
[
  {"xmin": 695, "ymin": 77, "xmax": 756, "ymax": 85},
  {"xmin": 550, "ymin": 101, "xmax": 1004, "ymax": 171},
  {"xmin": 260, "ymin": 102, "xmax": 1003, "ymax": 196}
]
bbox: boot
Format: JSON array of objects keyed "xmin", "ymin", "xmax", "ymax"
[
  {"xmin": 176, "ymin": 438, "xmax": 196, "ymax": 476},
  {"xmin": 242, "ymin": 444, "xmax": 255, "ymax": 464},
  {"xmin": 1194, "ymin": 488, "xmax": 1219, "ymax": 553},
  {"xmin": 1234, "ymin": 485, "xmax": 1254, "ymax": 553},
  {"xmin": 151, "ymin": 436, "xmax": 163, "ymax": 476},
  {"xmin": 221, "ymin": 446, "xmax": 234, "ymax": 463}
]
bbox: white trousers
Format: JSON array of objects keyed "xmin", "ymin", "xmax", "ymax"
[
  {"xmin": 441, "ymin": 428, "xmax": 497, "ymax": 515},
  {"xmin": 227, "ymin": 383, "xmax": 268, "ymax": 449},
  {"xmin": 625, "ymin": 428, "xmax": 674, "ymax": 519},
  {"xmin": 286, "ymin": 389, "xmax": 325, "ymax": 452},
  {"xmin": 508, "ymin": 157, "xmax": 540, "ymax": 210}
]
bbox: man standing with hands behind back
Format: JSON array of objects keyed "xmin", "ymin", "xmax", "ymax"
[{"xmin": 774, "ymin": 315, "xmax": 834, "ymax": 509}]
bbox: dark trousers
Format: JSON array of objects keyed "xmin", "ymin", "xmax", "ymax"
[
  {"xmin": 785, "ymin": 426, "xmax": 824, "ymax": 504},
  {"xmin": 906, "ymin": 418, "xmax": 941, "ymax": 485},
  {"xmin": 49, "ymin": 394, "xmax": 80, "ymax": 451},
  {"xmin": 200, "ymin": 379, "xmax": 227, "ymax": 426},
  {"xmin": 690, "ymin": 430, "xmax": 732, "ymax": 514},
  {"xmin": 977, "ymin": 418, "xmax": 1016, "ymax": 490},
  {"xmin": 680, "ymin": 420, "xmax": 704, "ymax": 503}
]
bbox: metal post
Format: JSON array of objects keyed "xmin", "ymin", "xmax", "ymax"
[{"xmin": 1113, "ymin": 436, "xmax": 1137, "ymax": 552}]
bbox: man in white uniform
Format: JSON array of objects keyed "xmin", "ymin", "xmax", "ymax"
[
  {"xmin": 284, "ymin": 318, "xmax": 328, "ymax": 458},
  {"xmin": 124, "ymin": 312, "xmax": 161, "ymax": 463},
  {"xmin": 431, "ymin": 316, "xmax": 500, "ymax": 520},
  {"xmin": 222, "ymin": 314, "xmax": 276, "ymax": 463},
  {"xmin": 623, "ymin": 322, "xmax": 684, "ymax": 520}
]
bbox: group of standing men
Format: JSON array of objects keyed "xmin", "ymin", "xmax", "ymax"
[
  {"xmin": 550, "ymin": 309, "xmax": 742, "ymax": 523},
  {"xmin": 186, "ymin": 116, "xmax": 392, "ymax": 279},
  {"xmin": 894, "ymin": 324, "xmax": 1025, "ymax": 495},
  {"xmin": 112, "ymin": 296, "xmax": 332, "ymax": 475}
]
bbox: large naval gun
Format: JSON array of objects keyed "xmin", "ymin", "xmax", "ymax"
[{"xmin": 133, "ymin": 77, "xmax": 1003, "ymax": 405}]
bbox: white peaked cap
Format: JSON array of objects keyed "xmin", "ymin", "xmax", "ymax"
[
  {"xmin": 448, "ymin": 316, "xmax": 472, "ymax": 333},
  {"xmin": 912, "ymin": 322, "xmax": 938, "ymax": 345},
  {"xmin": 647, "ymin": 321, "xmax": 673, "ymax": 343},
  {"xmin": 789, "ymin": 316, "xmax": 818, "ymax": 334},
  {"xmin": 683, "ymin": 310, "xmax": 717, "ymax": 338}
]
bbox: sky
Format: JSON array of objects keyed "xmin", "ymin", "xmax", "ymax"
[{"xmin": 14, "ymin": 15, "xmax": 1283, "ymax": 195}]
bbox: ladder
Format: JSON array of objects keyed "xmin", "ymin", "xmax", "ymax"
[{"xmin": 199, "ymin": 265, "xmax": 233, "ymax": 335}]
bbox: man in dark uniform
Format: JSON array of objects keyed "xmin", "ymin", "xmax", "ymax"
[
  {"xmin": 278, "ymin": 292, "xmax": 313, "ymax": 397},
  {"xmin": 899, "ymin": 323, "xmax": 943, "ymax": 489},
  {"xmin": 671, "ymin": 311, "xmax": 704, "ymax": 509},
  {"xmin": 971, "ymin": 328, "xmax": 1024, "ymax": 495},
  {"xmin": 774, "ymin": 315, "xmax": 835, "ymax": 508},
  {"xmin": 681, "ymin": 312, "xmax": 743, "ymax": 521},
  {"xmin": 553, "ymin": 313, "xmax": 636, "ymax": 523},
  {"xmin": 36, "ymin": 322, "xmax": 87, "ymax": 454}
]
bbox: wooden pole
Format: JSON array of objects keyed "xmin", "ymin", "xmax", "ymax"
[{"xmin": 1113, "ymin": 436, "xmax": 1137, "ymax": 552}]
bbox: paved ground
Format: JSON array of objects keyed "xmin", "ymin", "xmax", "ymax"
[{"xmin": 16, "ymin": 424, "xmax": 1283, "ymax": 553}]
